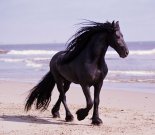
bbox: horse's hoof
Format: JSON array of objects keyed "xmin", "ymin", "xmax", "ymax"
[
  {"xmin": 52, "ymin": 111, "xmax": 60, "ymax": 118},
  {"xmin": 65, "ymin": 114, "xmax": 74, "ymax": 122},
  {"xmin": 92, "ymin": 117, "xmax": 103, "ymax": 125},
  {"xmin": 76, "ymin": 108, "xmax": 88, "ymax": 121}
]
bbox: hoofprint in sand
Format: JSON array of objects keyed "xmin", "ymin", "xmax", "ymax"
[{"xmin": 0, "ymin": 80, "xmax": 155, "ymax": 135}]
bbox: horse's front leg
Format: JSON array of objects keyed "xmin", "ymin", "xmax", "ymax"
[
  {"xmin": 92, "ymin": 82, "xmax": 103, "ymax": 125},
  {"xmin": 76, "ymin": 85, "xmax": 93, "ymax": 121}
]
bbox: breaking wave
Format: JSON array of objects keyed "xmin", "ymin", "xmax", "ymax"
[
  {"xmin": 1, "ymin": 49, "xmax": 155, "ymax": 56},
  {"xmin": 0, "ymin": 58, "xmax": 50, "ymax": 69},
  {"xmin": 109, "ymin": 70, "xmax": 155, "ymax": 76},
  {"xmin": 7, "ymin": 50, "xmax": 58, "ymax": 55},
  {"xmin": 107, "ymin": 49, "xmax": 155, "ymax": 55}
]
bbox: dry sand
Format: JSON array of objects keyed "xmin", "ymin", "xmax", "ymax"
[{"xmin": 0, "ymin": 80, "xmax": 155, "ymax": 135}]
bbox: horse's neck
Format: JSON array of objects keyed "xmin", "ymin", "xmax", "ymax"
[{"xmin": 85, "ymin": 40, "xmax": 108, "ymax": 66}]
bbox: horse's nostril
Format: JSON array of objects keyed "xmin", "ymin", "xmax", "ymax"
[{"xmin": 126, "ymin": 51, "xmax": 129, "ymax": 55}]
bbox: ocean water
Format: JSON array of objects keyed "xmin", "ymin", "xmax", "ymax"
[{"xmin": 0, "ymin": 42, "xmax": 155, "ymax": 93}]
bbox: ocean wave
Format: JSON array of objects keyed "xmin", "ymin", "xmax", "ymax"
[
  {"xmin": 0, "ymin": 57, "xmax": 50, "ymax": 63},
  {"xmin": 0, "ymin": 58, "xmax": 45, "ymax": 69},
  {"xmin": 7, "ymin": 50, "xmax": 58, "ymax": 55},
  {"xmin": 2, "ymin": 48, "xmax": 155, "ymax": 56},
  {"xmin": 107, "ymin": 49, "xmax": 155, "ymax": 55},
  {"xmin": 109, "ymin": 70, "xmax": 155, "ymax": 76},
  {"xmin": 25, "ymin": 60, "xmax": 43, "ymax": 68},
  {"xmin": 1, "ymin": 57, "xmax": 155, "ymax": 76},
  {"xmin": 105, "ymin": 79, "xmax": 155, "ymax": 83},
  {"xmin": 130, "ymin": 49, "xmax": 155, "ymax": 55},
  {"xmin": 33, "ymin": 58, "xmax": 51, "ymax": 61},
  {"xmin": 0, "ymin": 58, "xmax": 24, "ymax": 63}
]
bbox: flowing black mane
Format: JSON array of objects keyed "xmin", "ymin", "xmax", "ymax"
[{"xmin": 63, "ymin": 21, "xmax": 113, "ymax": 63}]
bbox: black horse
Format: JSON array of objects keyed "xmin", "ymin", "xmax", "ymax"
[{"xmin": 25, "ymin": 21, "xmax": 129, "ymax": 125}]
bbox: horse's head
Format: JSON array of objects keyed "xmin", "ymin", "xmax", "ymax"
[{"xmin": 109, "ymin": 21, "xmax": 129, "ymax": 58}]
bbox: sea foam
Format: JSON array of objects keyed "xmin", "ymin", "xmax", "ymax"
[
  {"xmin": 107, "ymin": 49, "xmax": 155, "ymax": 55},
  {"xmin": 2, "ymin": 48, "xmax": 154, "ymax": 56},
  {"xmin": 109, "ymin": 70, "xmax": 155, "ymax": 76},
  {"xmin": 7, "ymin": 50, "xmax": 58, "ymax": 55}
]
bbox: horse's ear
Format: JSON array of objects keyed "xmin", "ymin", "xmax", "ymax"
[
  {"xmin": 111, "ymin": 21, "xmax": 116, "ymax": 32},
  {"xmin": 116, "ymin": 21, "xmax": 119, "ymax": 27},
  {"xmin": 112, "ymin": 21, "xmax": 115, "ymax": 27}
]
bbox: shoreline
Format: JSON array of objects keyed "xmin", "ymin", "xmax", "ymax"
[
  {"xmin": 0, "ymin": 80, "xmax": 155, "ymax": 135},
  {"xmin": 1, "ymin": 79, "xmax": 155, "ymax": 94}
]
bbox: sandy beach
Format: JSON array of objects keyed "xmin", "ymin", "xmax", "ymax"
[{"xmin": 0, "ymin": 80, "xmax": 155, "ymax": 135}]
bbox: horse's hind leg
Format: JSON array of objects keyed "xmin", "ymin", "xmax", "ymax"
[
  {"xmin": 56, "ymin": 80, "xmax": 73, "ymax": 122},
  {"xmin": 51, "ymin": 81, "xmax": 71, "ymax": 118},
  {"xmin": 76, "ymin": 85, "xmax": 93, "ymax": 121}
]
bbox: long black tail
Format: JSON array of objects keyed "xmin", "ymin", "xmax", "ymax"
[{"xmin": 25, "ymin": 71, "xmax": 55, "ymax": 111}]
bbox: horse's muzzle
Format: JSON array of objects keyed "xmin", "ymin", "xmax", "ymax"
[{"xmin": 120, "ymin": 47, "xmax": 129, "ymax": 58}]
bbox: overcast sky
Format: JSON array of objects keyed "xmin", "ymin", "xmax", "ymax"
[{"xmin": 0, "ymin": 0, "xmax": 155, "ymax": 44}]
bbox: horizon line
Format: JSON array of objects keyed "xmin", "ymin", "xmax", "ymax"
[{"xmin": 0, "ymin": 41, "xmax": 155, "ymax": 45}]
